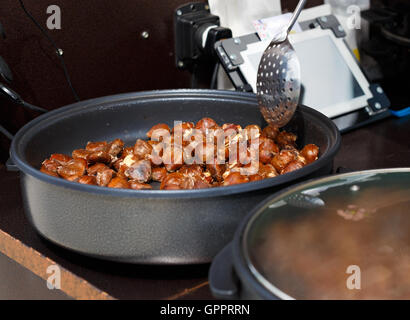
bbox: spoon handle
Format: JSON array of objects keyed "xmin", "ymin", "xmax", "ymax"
[{"xmin": 286, "ymin": 0, "xmax": 307, "ymax": 35}]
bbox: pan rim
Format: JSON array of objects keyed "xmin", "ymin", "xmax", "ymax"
[{"xmin": 10, "ymin": 89, "xmax": 341, "ymax": 199}]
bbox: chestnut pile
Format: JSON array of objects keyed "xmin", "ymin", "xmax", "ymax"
[{"xmin": 40, "ymin": 118, "xmax": 319, "ymax": 190}]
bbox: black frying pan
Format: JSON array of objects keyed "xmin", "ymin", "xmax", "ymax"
[{"xmin": 3, "ymin": 88, "xmax": 341, "ymax": 264}]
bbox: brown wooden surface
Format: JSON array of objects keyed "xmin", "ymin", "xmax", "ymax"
[
  {"xmin": 0, "ymin": 229, "xmax": 113, "ymax": 300},
  {"xmin": 0, "ymin": 115, "xmax": 409, "ymax": 299},
  {"xmin": 0, "ymin": 251, "xmax": 71, "ymax": 300}
]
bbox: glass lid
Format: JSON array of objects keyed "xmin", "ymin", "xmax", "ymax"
[{"xmin": 243, "ymin": 169, "xmax": 410, "ymax": 300}]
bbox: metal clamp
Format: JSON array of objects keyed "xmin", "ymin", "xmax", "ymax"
[
  {"xmin": 214, "ymin": 33, "xmax": 259, "ymax": 92},
  {"xmin": 366, "ymin": 84, "xmax": 391, "ymax": 115},
  {"xmin": 316, "ymin": 15, "xmax": 346, "ymax": 38},
  {"xmin": 219, "ymin": 33, "xmax": 260, "ymax": 67}
]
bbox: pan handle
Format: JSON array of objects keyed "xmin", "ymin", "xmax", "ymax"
[
  {"xmin": 208, "ymin": 243, "xmax": 240, "ymax": 300},
  {"xmin": 6, "ymin": 158, "xmax": 19, "ymax": 172}
]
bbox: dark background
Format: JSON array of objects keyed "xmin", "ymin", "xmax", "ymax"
[{"xmin": 0, "ymin": 0, "xmax": 326, "ymax": 161}]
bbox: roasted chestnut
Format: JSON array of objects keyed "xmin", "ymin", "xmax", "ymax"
[
  {"xmin": 258, "ymin": 136, "xmax": 279, "ymax": 164},
  {"xmin": 300, "ymin": 144, "xmax": 319, "ymax": 164},
  {"xmin": 223, "ymin": 172, "xmax": 249, "ymax": 186},
  {"xmin": 57, "ymin": 158, "xmax": 87, "ymax": 181},
  {"xmin": 275, "ymin": 131, "xmax": 297, "ymax": 148},
  {"xmin": 78, "ymin": 175, "xmax": 97, "ymax": 185},
  {"xmin": 271, "ymin": 149, "xmax": 297, "ymax": 172},
  {"xmin": 262, "ymin": 125, "xmax": 279, "ymax": 140},
  {"xmin": 50, "ymin": 153, "xmax": 72, "ymax": 165},
  {"xmin": 41, "ymin": 119, "xmax": 319, "ymax": 190},
  {"xmin": 147, "ymin": 123, "xmax": 170, "ymax": 139},
  {"xmin": 151, "ymin": 167, "xmax": 168, "ymax": 182},
  {"xmin": 281, "ymin": 160, "xmax": 305, "ymax": 174},
  {"xmin": 129, "ymin": 180, "xmax": 152, "ymax": 190},
  {"xmin": 125, "ymin": 159, "xmax": 152, "ymax": 183},
  {"xmin": 86, "ymin": 141, "xmax": 108, "ymax": 153},
  {"xmin": 107, "ymin": 177, "xmax": 130, "ymax": 189}
]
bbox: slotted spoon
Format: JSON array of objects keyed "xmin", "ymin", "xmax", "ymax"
[{"xmin": 256, "ymin": 0, "xmax": 307, "ymax": 128}]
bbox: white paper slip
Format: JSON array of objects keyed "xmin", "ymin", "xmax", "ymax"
[{"xmin": 253, "ymin": 13, "xmax": 302, "ymax": 41}]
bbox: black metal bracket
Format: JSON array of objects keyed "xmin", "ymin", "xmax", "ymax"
[
  {"xmin": 366, "ymin": 84, "xmax": 391, "ymax": 115},
  {"xmin": 214, "ymin": 33, "xmax": 259, "ymax": 92},
  {"xmin": 220, "ymin": 33, "xmax": 260, "ymax": 67},
  {"xmin": 174, "ymin": 2, "xmax": 220, "ymax": 71},
  {"xmin": 316, "ymin": 15, "xmax": 346, "ymax": 38}
]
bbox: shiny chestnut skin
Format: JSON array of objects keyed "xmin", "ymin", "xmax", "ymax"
[
  {"xmin": 206, "ymin": 160, "xmax": 226, "ymax": 182},
  {"xmin": 125, "ymin": 159, "xmax": 152, "ymax": 183},
  {"xmin": 88, "ymin": 163, "xmax": 114, "ymax": 187},
  {"xmin": 129, "ymin": 181, "xmax": 152, "ymax": 190},
  {"xmin": 172, "ymin": 121, "xmax": 194, "ymax": 134},
  {"xmin": 86, "ymin": 141, "xmax": 108, "ymax": 152},
  {"xmin": 195, "ymin": 117, "xmax": 218, "ymax": 134},
  {"xmin": 281, "ymin": 160, "xmax": 305, "ymax": 174},
  {"xmin": 40, "ymin": 166, "xmax": 59, "ymax": 177},
  {"xmin": 201, "ymin": 169, "xmax": 214, "ymax": 184},
  {"xmin": 88, "ymin": 150, "xmax": 111, "ymax": 164},
  {"xmin": 244, "ymin": 124, "xmax": 261, "ymax": 140},
  {"xmin": 275, "ymin": 131, "xmax": 297, "ymax": 148},
  {"xmin": 134, "ymin": 139, "xmax": 152, "ymax": 160},
  {"xmin": 271, "ymin": 149, "xmax": 297, "ymax": 172},
  {"xmin": 160, "ymin": 172, "xmax": 185, "ymax": 190},
  {"xmin": 258, "ymin": 136, "xmax": 280, "ymax": 164},
  {"xmin": 49, "ymin": 154, "xmax": 72, "ymax": 165},
  {"xmin": 41, "ymin": 159, "xmax": 60, "ymax": 173},
  {"xmin": 57, "ymin": 158, "xmax": 87, "ymax": 181},
  {"xmin": 259, "ymin": 163, "xmax": 278, "ymax": 178},
  {"xmin": 191, "ymin": 137, "xmax": 215, "ymax": 164},
  {"xmin": 162, "ymin": 145, "xmax": 184, "ymax": 172},
  {"xmin": 148, "ymin": 140, "xmax": 165, "ymax": 166},
  {"xmin": 262, "ymin": 125, "xmax": 279, "ymax": 140},
  {"xmin": 147, "ymin": 123, "xmax": 170, "ymax": 139},
  {"xmin": 72, "ymin": 149, "xmax": 91, "ymax": 161},
  {"xmin": 107, "ymin": 177, "xmax": 130, "ymax": 189},
  {"xmin": 300, "ymin": 144, "xmax": 319, "ymax": 164},
  {"xmin": 179, "ymin": 165, "xmax": 212, "ymax": 189},
  {"xmin": 192, "ymin": 179, "xmax": 211, "ymax": 189},
  {"xmin": 151, "ymin": 167, "xmax": 168, "ymax": 182},
  {"xmin": 87, "ymin": 163, "xmax": 109, "ymax": 175},
  {"xmin": 120, "ymin": 147, "xmax": 135, "ymax": 159},
  {"xmin": 96, "ymin": 170, "xmax": 114, "ymax": 187},
  {"xmin": 115, "ymin": 154, "xmax": 139, "ymax": 176},
  {"xmin": 41, "ymin": 120, "xmax": 319, "ymax": 190},
  {"xmin": 107, "ymin": 139, "xmax": 124, "ymax": 157},
  {"xmin": 223, "ymin": 172, "xmax": 249, "ymax": 186},
  {"xmin": 78, "ymin": 175, "xmax": 97, "ymax": 185},
  {"xmin": 178, "ymin": 164, "xmax": 203, "ymax": 176},
  {"xmin": 222, "ymin": 123, "xmax": 242, "ymax": 134},
  {"xmin": 172, "ymin": 122, "xmax": 194, "ymax": 142},
  {"xmin": 249, "ymin": 174, "xmax": 263, "ymax": 182}
]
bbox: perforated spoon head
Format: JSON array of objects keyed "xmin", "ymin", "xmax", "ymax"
[
  {"xmin": 256, "ymin": 0, "xmax": 306, "ymax": 128},
  {"xmin": 256, "ymin": 38, "xmax": 301, "ymax": 128}
]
